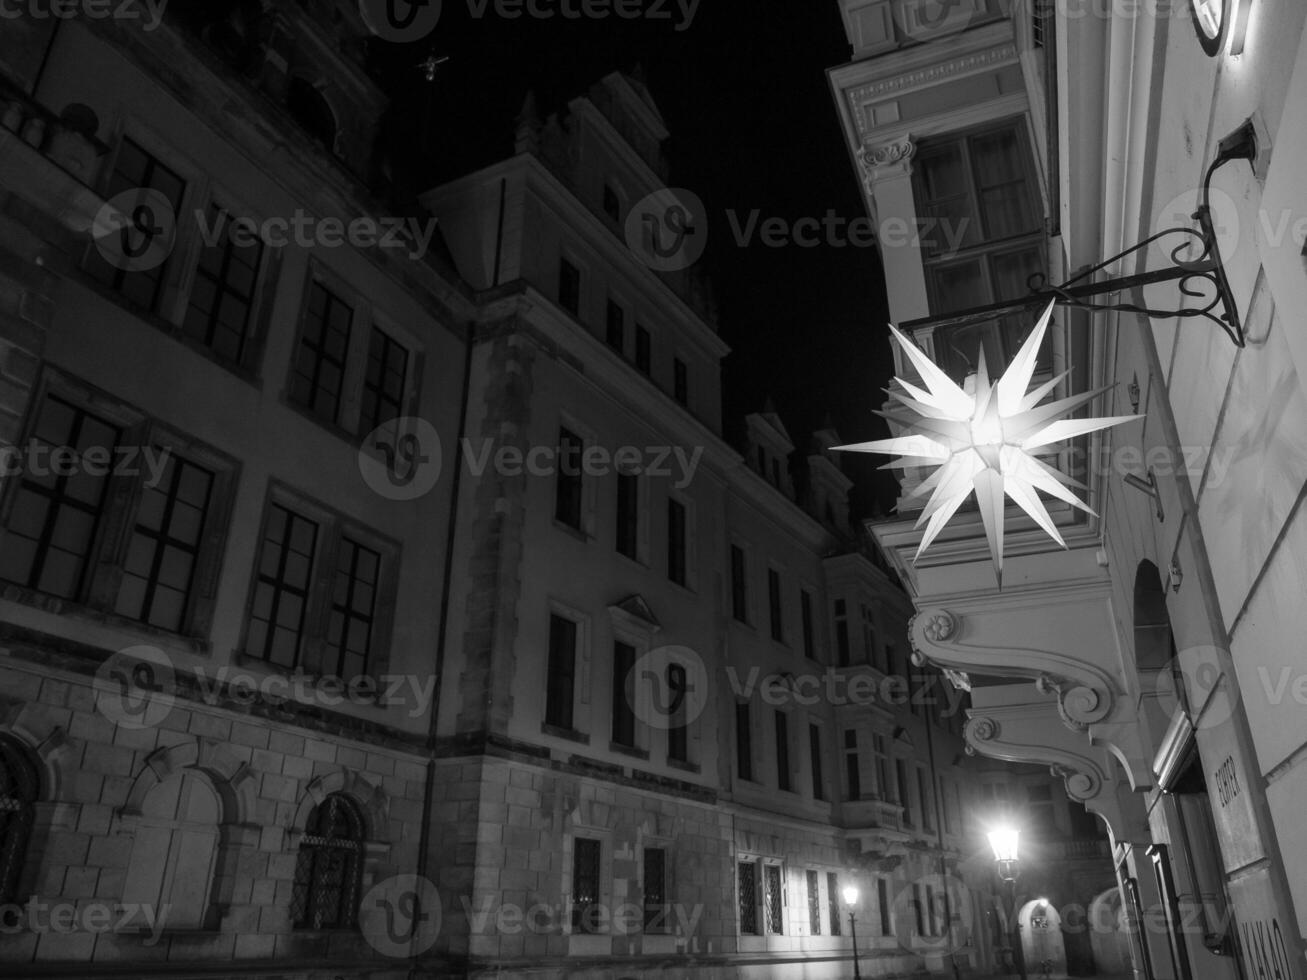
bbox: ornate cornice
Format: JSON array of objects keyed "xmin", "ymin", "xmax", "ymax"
[{"xmin": 848, "ymin": 43, "xmax": 1019, "ymax": 137}]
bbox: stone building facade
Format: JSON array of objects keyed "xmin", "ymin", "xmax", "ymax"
[{"xmin": 0, "ymin": 3, "xmax": 1115, "ymax": 977}]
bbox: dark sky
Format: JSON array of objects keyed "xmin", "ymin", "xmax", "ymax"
[{"xmin": 369, "ymin": 0, "xmax": 898, "ymax": 513}]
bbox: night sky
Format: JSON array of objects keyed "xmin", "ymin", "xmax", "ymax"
[{"xmin": 368, "ymin": 0, "xmax": 898, "ymax": 515}]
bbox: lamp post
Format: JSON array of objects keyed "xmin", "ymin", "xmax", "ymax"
[
  {"xmin": 842, "ymin": 884, "xmax": 862, "ymax": 980},
  {"xmin": 988, "ymin": 826, "xmax": 1028, "ymax": 980}
]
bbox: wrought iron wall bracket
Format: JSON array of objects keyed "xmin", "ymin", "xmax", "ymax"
[{"xmin": 901, "ymin": 122, "xmax": 1258, "ymax": 350}]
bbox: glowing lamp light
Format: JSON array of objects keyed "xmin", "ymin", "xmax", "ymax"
[
  {"xmin": 842, "ymin": 885, "xmax": 860, "ymax": 907},
  {"xmin": 835, "ymin": 301, "xmax": 1136, "ymax": 585},
  {"xmin": 988, "ymin": 826, "xmax": 1019, "ymax": 862}
]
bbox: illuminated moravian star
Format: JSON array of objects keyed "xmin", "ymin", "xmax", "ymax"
[{"xmin": 834, "ymin": 301, "xmax": 1137, "ymax": 584}]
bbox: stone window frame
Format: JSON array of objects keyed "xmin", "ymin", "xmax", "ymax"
[
  {"xmin": 234, "ymin": 479, "xmax": 402, "ymax": 685},
  {"xmin": 0, "ymin": 367, "xmax": 240, "ymax": 645}
]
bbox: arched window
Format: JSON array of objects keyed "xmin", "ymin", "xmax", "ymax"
[
  {"xmin": 287, "ymin": 78, "xmax": 337, "ymax": 152},
  {"xmin": 1133, "ymin": 560, "xmax": 1173, "ymax": 671},
  {"xmin": 292, "ymin": 793, "xmax": 364, "ymax": 930},
  {"xmin": 122, "ymin": 769, "xmax": 221, "ymax": 929},
  {"xmin": 0, "ymin": 735, "xmax": 41, "ymax": 905}
]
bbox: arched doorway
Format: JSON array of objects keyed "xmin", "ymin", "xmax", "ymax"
[
  {"xmin": 1088, "ymin": 888, "xmax": 1133, "ymax": 975},
  {"xmin": 1020, "ymin": 899, "xmax": 1067, "ymax": 977}
]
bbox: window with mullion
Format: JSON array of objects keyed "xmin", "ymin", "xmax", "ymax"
[
  {"xmin": 183, "ymin": 202, "xmax": 264, "ymax": 362},
  {"xmin": 0, "ymin": 397, "xmax": 121, "ymax": 600},
  {"xmin": 323, "ymin": 537, "xmax": 380, "ymax": 679},
  {"xmin": 667, "ymin": 661, "xmax": 688, "ymax": 762},
  {"xmin": 247, "ymin": 504, "xmax": 319, "ymax": 669},
  {"xmin": 84, "ymin": 137, "xmax": 186, "ymax": 311},
  {"xmin": 774, "ymin": 710, "xmax": 791, "ymax": 792},
  {"xmin": 291, "ymin": 792, "xmax": 364, "ymax": 931},
  {"xmin": 809, "ymin": 723, "xmax": 824, "ymax": 801},
  {"xmin": 290, "ymin": 281, "xmax": 353, "ymax": 424},
  {"xmin": 360, "ymin": 328, "xmax": 409, "ymax": 435},
  {"xmin": 767, "ymin": 569, "xmax": 783, "ymax": 642},
  {"xmin": 114, "ymin": 451, "xmax": 214, "ymax": 632}
]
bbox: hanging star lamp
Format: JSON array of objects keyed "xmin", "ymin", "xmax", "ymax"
[{"xmin": 835, "ymin": 301, "xmax": 1137, "ymax": 584}]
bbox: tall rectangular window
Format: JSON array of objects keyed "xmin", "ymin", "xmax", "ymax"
[
  {"xmin": 918, "ymin": 769, "xmax": 934, "ymax": 831},
  {"xmin": 827, "ymin": 872, "xmax": 842, "ymax": 936},
  {"xmin": 913, "ymin": 883, "xmax": 927, "ymax": 936},
  {"xmin": 605, "ymin": 298, "xmax": 625, "ymax": 352},
  {"xmin": 809, "ymin": 724, "xmax": 824, "ymax": 801},
  {"xmin": 897, "ymin": 760, "xmax": 912, "ymax": 824},
  {"xmin": 667, "ymin": 498, "xmax": 687, "ymax": 586},
  {"xmin": 85, "ymin": 137, "xmax": 186, "ymax": 310},
  {"xmin": 0, "ymin": 398, "xmax": 120, "ymax": 600},
  {"xmin": 558, "ymin": 258, "xmax": 580, "ymax": 315},
  {"xmin": 554, "ymin": 427, "xmax": 583, "ymax": 529},
  {"xmin": 834, "ymin": 599, "xmax": 850, "ymax": 666},
  {"xmin": 800, "ymin": 589, "xmax": 815, "ymax": 659},
  {"xmin": 667, "ymin": 660, "xmax": 689, "ymax": 762},
  {"xmin": 873, "ymin": 734, "xmax": 890, "ymax": 800},
  {"xmin": 616, "ymin": 473, "xmax": 638, "ymax": 559},
  {"xmin": 324, "ymin": 536, "xmax": 381, "ymax": 678},
  {"xmin": 774, "ymin": 710, "xmax": 791, "ymax": 792},
  {"xmin": 673, "ymin": 357, "xmax": 688, "ymax": 405},
  {"xmin": 767, "ymin": 568, "xmax": 783, "ymax": 642},
  {"xmin": 878, "ymin": 877, "xmax": 892, "ymax": 935},
  {"xmin": 635, "ymin": 325, "xmax": 651, "ymax": 374},
  {"xmin": 571, "ymin": 838, "xmax": 601, "ymax": 932},
  {"xmin": 360, "ymin": 328, "xmax": 410, "ymax": 434},
  {"xmin": 730, "ymin": 545, "xmax": 747, "ymax": 622},
  {"xmin": 612, "ymin": 641, "xmax": 636, "ymax": 748},
  {"xmin": 643, "ymin": 847, "xmax": 667, "ymax": 932},
  {"xmin": 184, "ymin": 201, "xmax": 263, "ymax": 362},
  {"xmin": 801, "ymin": 870, "xmax": 820, "ymax": 935},
  {"xmin": 843, "ymin": 729, "xmax": 860, "ymax": 800},
  {"xmin": 764, "ymin": 864, "xmax": 783, "ymax": 934},
  {"xmin": 736, "ymin": 702, "xmax": 753, "ymax": 781},
  {"xmin": 246, "ymin": 504, "xmax": 319, "ymax": 668},
  {"xmin": 115, "ymin": 452, "xmax": 214, "ymax": 632},
  {"xmin": 290, "ymin": 281, "xmax": 353, "ymax": 423},
  {"xmin": 861, "ymin": 605, "xmax": 877, "ymax": 667},
  {"xmin": 738, "ymin": 862, "xmax": 758, "ymax": 935},
  {"xmin": 913, "ymin": 120, "xmax": 1046, "ymax": 380},
  {"xmin": 926, "ymin": 883, "xmax": 939, "ymax": 936},
  {"xmin": 545, "ymin": 614, "xmax": 578, "ymax": 730}
]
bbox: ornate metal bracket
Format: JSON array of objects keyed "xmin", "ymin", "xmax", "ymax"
[{"xmin": 901, "ymin": 121, "xmax": 1258, "ymax": 349}]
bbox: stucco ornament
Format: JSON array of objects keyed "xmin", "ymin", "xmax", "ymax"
[{"xmin": 834, "ymin": 301, "xmax": 1136, "ymax": 583}]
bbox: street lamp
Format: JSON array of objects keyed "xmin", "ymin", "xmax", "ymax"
[
  {"xmin": 988, "ymin": 826, "xmax": 1028, "ymax": 980},
  {"xmin": 842, "ymin": 884, "xmax": 862, "ymax": 980}
]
